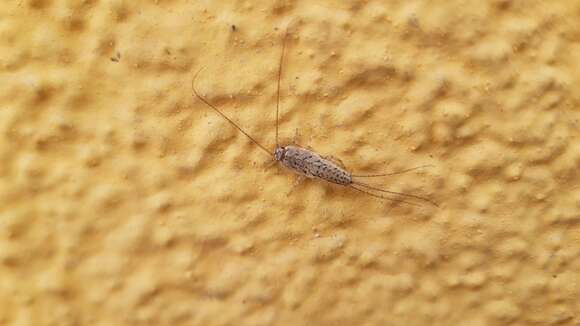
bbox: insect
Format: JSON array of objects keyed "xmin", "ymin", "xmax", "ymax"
[{"xmin": 192, "ymin": 30, "xmax": 438, "ymax": 208}]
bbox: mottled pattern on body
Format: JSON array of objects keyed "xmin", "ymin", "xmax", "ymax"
[{"xmin": 279, "ymin": 145, "xmax": 352, "ymax": 185}]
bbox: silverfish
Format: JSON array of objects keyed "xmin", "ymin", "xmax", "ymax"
[{"xmin": 192, "ymin": 30, "xmax": 438, "ymax": 208}]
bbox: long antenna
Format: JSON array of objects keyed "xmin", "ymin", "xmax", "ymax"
[
  {"xmin": 191, "ymin": 68, "xmax": 272, "ymax": 157},
  {"xmin": 351, "ymin": 164, "xmax": 434, "ymax": 178},
  {"xmin": 276, "ymin": 28, "xmax": 289, "ymax": 147}
]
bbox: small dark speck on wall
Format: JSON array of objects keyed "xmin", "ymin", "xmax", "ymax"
[{"xmin": 110, "ymin": 51, "xmax": 121, "ymax": 62}]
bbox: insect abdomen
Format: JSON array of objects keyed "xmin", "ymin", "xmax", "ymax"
[{"xmin": 281, "ymin": 146, "xmax": 352, "ymax": 185}]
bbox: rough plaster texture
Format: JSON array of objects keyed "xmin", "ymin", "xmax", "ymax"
[{"xmin": 1, "ymin": 0, "xmax": 579, "ymax": 325}]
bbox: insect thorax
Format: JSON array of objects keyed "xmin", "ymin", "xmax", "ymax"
[{"xmin": 274, "ymin": 146, "xmax": 285, "ymax": 161}]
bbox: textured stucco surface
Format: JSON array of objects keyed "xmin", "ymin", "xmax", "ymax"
[{"xmin": 1, "ymin": 1, "xmax": 580, "ymax": 325}]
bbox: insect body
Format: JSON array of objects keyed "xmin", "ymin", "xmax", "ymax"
[
  {"xmin": 276, "ymin": 145, "xmax": 351, "ymax": 185},
  {"xmin": 192, "ymin": 29, "xmax": 438, "ymax": 208}
]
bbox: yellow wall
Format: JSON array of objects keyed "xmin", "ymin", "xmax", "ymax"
[{"xmin": 1, "ymin": 1, "xmax": 579, "ymax": 325}]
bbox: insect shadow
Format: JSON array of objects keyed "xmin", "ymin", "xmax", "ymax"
[{"xmin": 192, "ymin": 28, "xmax": 438, "ymax": 208}]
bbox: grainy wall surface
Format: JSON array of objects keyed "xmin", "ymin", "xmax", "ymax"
[{"xmin": 1, "ymin": 1, "xmax": 579, "ymax": 325}]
